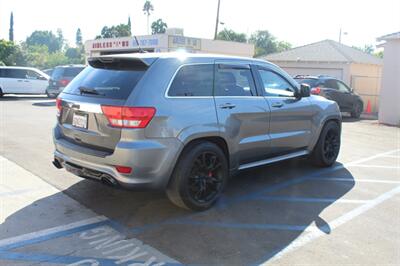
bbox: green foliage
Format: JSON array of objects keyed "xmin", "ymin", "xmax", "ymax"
[
  {"xmin": 143, "ymin": 0, "xmax": 154, "ymax": 16},
  {"xmin": 0, "ymin": 39, "xmax": 25, "ymax": 66},
  {"xmin": 249, "ymin": 30, "xmax": 292, "ymax": 57},
  {"xmin": 151, "ymin": 19, "xmax": 168, "ymax": 34},
  {"xmin": 9, "ymin": 12, "xmax": 14, "ymax": 42},
  {"xmin": 128, "ymin": 17, "xmax": 132, "ymax": 31},
  {"xmin": 76, "ymin": 28, "xmax": 82, "ymax": 46},
  {"xmin": 26, "ymin": 30, "xmax": 64, "ymax": 53},
  {"xmin": 217, "ymin": 28, "xmax": 247, "ymax": 43},
  {"xmin": 95, "ymin": 24, "xmax": 131, "ymax": 39},
  {"xmin": 374, "ymin": 50, "xmax": 383, "ymax": 58},
  {"xmin": 352, "ymin": 44, "xmax": 375, "ymax": 55}
]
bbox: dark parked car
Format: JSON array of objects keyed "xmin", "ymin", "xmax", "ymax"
[
  {"xmin": 294, "ymin": 75, "xmax": 364, "ymax": 118},
  {"xmin": 46, "ymin": 65, "xmax": 85, "ymax": 98},
  {"xmin": 53, "ymin": 53, "xmax": 341, "ymax": 211}
]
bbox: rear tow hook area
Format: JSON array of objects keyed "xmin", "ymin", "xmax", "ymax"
[{"xmin": 52, "ymin": 158, "xmax": 63, "ymax": 169}]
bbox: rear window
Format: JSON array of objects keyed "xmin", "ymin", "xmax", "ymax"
[
  {"xmin": 295, "ymin": 78, "xmax": 319, "ymax": 88},
  {"xmin": 51, "ymin": 67, "xmax": 84, "ymax": 80},
  {"xmin": 62, "ymin": 66, "xmax": 146, "ymax": 99}
]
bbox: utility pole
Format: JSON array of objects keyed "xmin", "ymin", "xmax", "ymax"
[
  {"xmin": 339, "ymin": 28, "xmax": 348, "ymax": 44},
  {"xmin": 214, "ymin": 0, "xmax": 221, "ymax": 40}
]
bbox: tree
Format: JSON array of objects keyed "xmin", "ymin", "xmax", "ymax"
[
  {"xmin": 276, "ymin": 41, "xmax": 292, "ymax": 52},
  {"xmin": 143, "ymin": 0, "xmax": 154, "ymax": 34},
  {"xmin": 352, "ymin": 44, "xmax": 374, "ymax": 54},
  {"xmin": 0, "ymin": 39, "xmax": 25, "ymax": 66},
  {"xmin": 151, "ymin": 19, "xmax": 168, "ymax": 34},
  {"xmin": 249, "ymin": 30, "xmax": 278, "ymax": 57},
  {"xmin": 26, "ymin": 30, "xmax": 63, "ymax": 53},
  {"xmin": 128, "ymin": 16, "xmax": 132, "ymax": 32},
  {"xmin": 217, "ymin": 28, "xmax": 247, "ymax": 43},
  {"xmin": 75, "ymin": 28, "xmax": 82, "ymax": 46},
  {"xmin": 9, "ymin": 12, "xmax": 14, "ymax": 42},
  {"xmin": 95, "ymin": 24, "xmax": 131, "ymax": 39}
]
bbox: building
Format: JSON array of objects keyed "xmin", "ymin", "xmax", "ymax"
[
  {"xmin": 84, "ymin": 29, "xmax": 254, "ymax": 58},
  {"xmin": 264, "ymin": 40, "xmax": 383, "ymax": 112},
  {"xmin": 377, "ymin": 32, "xmax": 400, "ymax": 126}
]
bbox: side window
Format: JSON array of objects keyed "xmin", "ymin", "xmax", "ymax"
[
  {"xmin": 5, "ymin": 69, "xmax": 27, "ymax": 79},
  {"xmin": 325, "ymin": 79, "xmax": 339, "ymax": 90},
  {"xmin": 26, "ymin": 70, "xmax": 42, "ymax": 80},
  {"xmin": 337, "ymin": 81, "xmax": 350, "ymax": 93},
  {"xmin": 215, "ymin": 65, "xmax": 256, "ymax": 96},
  {"xmin": 258, "ymin": 69, "xmax": 296, "ymax": 97},
  {"xmin": 168, "ymin": 64, "xmax": 213, "ymax": 97}
]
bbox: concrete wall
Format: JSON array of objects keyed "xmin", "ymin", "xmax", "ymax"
[
  {"xmin": 349, "ymin": 63, "xmax": 382, "ymax": 113},
  {"xmin": 378, "ymin": 39, "xmax": 400, "ymax": 126}
]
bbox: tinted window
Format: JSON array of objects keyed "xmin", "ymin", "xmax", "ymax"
[
  {"xmin": 215, "ymin": 66, "xmax": 255, "ymax": 96},
  {"xmin": 294, "ymin": 78, "xmax": 319, "ymax": 88},
  {"xmin": 64, "ymin": 67, "xmax": 84, "ymax": 77},
  {"xmin": 258, "ymin": 69, "xmax": 295, "ymax": 97},
  {"xmin": 325, "ymin": 79, "xmax": 339, "ymax": 90},
  {"xmin": 51, "ymin": 67, "xmax": 64, "ymax": 80},
  {"xmin": 26, "ymin": 70, "xmax": 43, "ymax": 80},
  {"xmin": 168, "ymin": 64, "xmax": 213, "ymax": 97},
  {"xmin": 62, "ymin": 66, "xmax": 146, "ymax": 99},
  {"xmin": 1, "ymin": 69, "xmax": 27, "ymax": 79}
]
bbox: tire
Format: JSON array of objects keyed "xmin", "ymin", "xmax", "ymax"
[
  {"xmin": 350, "ymin": 101, "xmax": 363, "ymax": 118},
  {"xmin": 46, "ymin": 90, "xmax": 57, "ymax": 98},
  {"xmin": 310, "ymin": 121, "xmax": 341, "ymax": 167},
  {"xmin": 166, "ymin": 141, "xmax": 229, "ymax": 211},
  {"xmin": 0, "ymin": 88, "xmax": 3, "ymax": 97}
]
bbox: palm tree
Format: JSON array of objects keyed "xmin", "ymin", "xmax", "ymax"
[{"xmin": 143, "ymin": 0, "xmax": 154, "ymax": 35}]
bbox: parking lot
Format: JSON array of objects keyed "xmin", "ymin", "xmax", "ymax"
[{"xmin": 0, "ymin": 95, "xmax": 399, "ymax": 265}]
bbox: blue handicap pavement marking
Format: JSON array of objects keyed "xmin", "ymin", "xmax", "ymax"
[{"xmin": 0, "ymin": 218, "xmax": 181, "ymax": 266}]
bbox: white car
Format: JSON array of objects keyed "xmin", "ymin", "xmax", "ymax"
[{"xmin": 0, "ymin": 66, "xmax": 50, "ymax": 97}]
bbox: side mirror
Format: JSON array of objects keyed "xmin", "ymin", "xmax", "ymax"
[{"xmin": 297, "ymin": 83, "xmax": 310, "ymax": 98}]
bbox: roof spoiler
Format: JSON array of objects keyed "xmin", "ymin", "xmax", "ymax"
[{"xmin": 88, "ymin": 56, "xmax": 156, "ymax": 70}]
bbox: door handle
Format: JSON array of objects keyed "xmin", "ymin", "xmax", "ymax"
[
  {"xmin": 271, "ymin": 102, "xmax": 284, "ymax": 108},
  {"xmin": 219, "ymin": 103, "xmax": 236, "ymax": 109}
]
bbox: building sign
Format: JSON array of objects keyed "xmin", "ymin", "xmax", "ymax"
[
  {"xmin": 92, "ymin": 40, "xmax": 131, "ymax": 49},
  {"xmin": 168, "ymin": 36, "xmax": 201, "ymax": 50},
  {"xmin": 91, "ymin": 37, "xmax": 160, "ymax": 50}
]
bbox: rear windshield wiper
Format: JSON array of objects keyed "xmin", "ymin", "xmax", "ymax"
[{"xmin": 78, "ymin": 86, "xmax": 104, "ymax": 96}]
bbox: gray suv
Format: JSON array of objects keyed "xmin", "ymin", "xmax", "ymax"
[{"xmin": 53, "ymin": 53, "xmax": 341, "ymax": 211}]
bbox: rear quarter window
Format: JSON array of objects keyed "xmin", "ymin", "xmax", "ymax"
[
  {"xmin": 168, "ymin": 64, "xmax": 214, "ymax": 97},
  {"xmin": 62, "ymin": 66, "xmax": 146, "ymax": 99}
]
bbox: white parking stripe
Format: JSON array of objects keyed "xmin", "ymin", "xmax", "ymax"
[
  {"xmin": 263, "ymin": 185, "xmax": 400, "ymax": 264},
  {"xmin": 350, "ymin": 164, "xmax": 400, "ymax": 169},
  {"xmin": 309, "ymin": 177, "xmax": 400, "ymax": 184},
  {"xmin": 0, "ymin": 216, "xmax": 107, "ymax": 247}
]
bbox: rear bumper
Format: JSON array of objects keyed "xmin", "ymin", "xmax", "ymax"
[{"xmin": 53, "ymin": 127, "xmax": 183, "ymax": 190}]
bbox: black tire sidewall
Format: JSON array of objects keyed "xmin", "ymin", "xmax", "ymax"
[
  {"xmin": 312, "ymin": 121, "xmax": 341, "ymax": 167},
  {"xmin": 351, "ymin": 101, "xmax": 362, "ymax": 118},
  {"xmin": 175, "ymin": 142, "xmax": 228, "ymax": 211}
]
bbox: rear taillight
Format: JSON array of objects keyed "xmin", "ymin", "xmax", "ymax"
[
  {"xmin": 56, "ymin": 98, "xmax": 62, "ymax": 117},
  {"xmin": 311, "ymin": 87, "xmax": 321, "ymax": 95},
  {"xmin": 59, "ymin": 79, "xmax": 70, "ymax": 86},
  {"xmin": 101, "ymin": 106, "xmax": 156, "ymax": 128}
]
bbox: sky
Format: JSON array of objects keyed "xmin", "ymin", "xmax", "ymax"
[{"xmin": 0, "ymin": 0, "xmax": 399, "ymax": 49}]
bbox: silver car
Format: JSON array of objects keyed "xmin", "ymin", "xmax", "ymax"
[{"xmin": 53, "ymin": 53, "xmax": 341, "ymax": 211}]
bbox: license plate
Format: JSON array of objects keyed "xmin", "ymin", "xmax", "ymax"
[{"xmin": 72, "ymin": 113, "xmax": 88, "ymax": 129}]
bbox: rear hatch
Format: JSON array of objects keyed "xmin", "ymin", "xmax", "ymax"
[{"xmin": 56, "ymin": 56, "xmax": 155, "ymax": 155}]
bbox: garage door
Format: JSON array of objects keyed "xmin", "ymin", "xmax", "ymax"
[{"xmin": 282, "ymin": 67, "xmax": 343, "ymax": 80}]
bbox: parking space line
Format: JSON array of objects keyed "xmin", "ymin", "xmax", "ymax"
[
  {"xmin": 309, "ymin": 177, "xmax": 400, "ymax": 184},
  {"xmin": 381, "ymin": 155, "xmax": 400, "ymax": 158},
  {"xmin": 0, "ymin": 216, "xmax": 108, "ymax": 251},
  {"xmin": 169, "ymin": 220, "xmax": 322, "ymax": 233},
  {"xmin": 255, "ymin": 196, "xmax": 370, "ymax": 204},
  {"xmin": 260, "ymin": 185, "xmax": 400, "ymax": 265},
  {"xmin": 349, "ymin": 164, "xmax": 400, "ymax": 169}
]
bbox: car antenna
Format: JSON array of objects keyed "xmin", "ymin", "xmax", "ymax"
[{"xmin": 134, "ymin": 36, "xmax": 147, "ymax": 53}]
